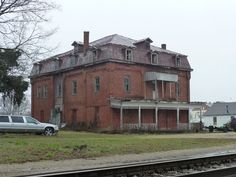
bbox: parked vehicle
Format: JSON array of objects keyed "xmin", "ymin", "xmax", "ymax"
[
  {"xmin": 206, "ymin": 116, "xmax": 236, "ymax": 133},
  {"xmin": 0, "ymin": 115, "xmax": 59, "ymax": 135}
]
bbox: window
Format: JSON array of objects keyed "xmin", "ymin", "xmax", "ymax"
[
  {"xmin": 213, "ymin": 117, "xmax": 217, "ymax": 126},
  {"xmin": 125, "ymin": 49, "xmax": 133, "ymax": 61},
  {"xmin": 72, "ymin": 80, "xmax": 77, "ymax": 95},
  {"xmin": 151, "ymin": 53, "xmax": 158, "ymax": 64},
  {"xmin": 36, "ymin": 86, "xmax": 40, "ymax": 98},
  {"xmin": 176, "ymin": 57, "xmax": 180, "ymax": 67},
  {"xmin": 56, "ymin": 81, "xmax": 62, "ymax": 97},
  {"xmin": 93, "ymin": 50, "xmax": 97, "ymax": 60},
  {"xmin": 70, "ymin": 56, "xmax": 78, "ymax": 66},
  {"xmin": 43, "ymin": 85, "xmax": 48, "ymax": 98},
  {"xmin": 0, "ymin": 116, "xmax": 9, "ymax": 122},
  {"xmin": 11, "ymin": 116, "xmax": 24, "ymax": 123},
  {"xmin": 95, "ymin": 77, "xmax": 100, "ymax": 92},
  {"xmin": 36, "ymin": 86, "xmax": 43, "ymax": 98},
  {"xmin": 26, "ymin": 116, "xmax": 38, "ymax": 124},
  {"xmin": 124, "ymin": 76, "xmax": 131, "ymax": 92}
]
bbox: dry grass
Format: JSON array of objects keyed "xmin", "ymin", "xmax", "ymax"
[{"xmin": 0, "ymin": 131, "xmax": 236, "ymax": 164}]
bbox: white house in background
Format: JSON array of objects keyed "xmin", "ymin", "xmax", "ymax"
[
  {"xmin": 202, "ymin": 102, "xmax": 236, "ymax": 127},
  {"xmin": 190, "ymin": 102, "xmax": 210, "ymax": 123}
]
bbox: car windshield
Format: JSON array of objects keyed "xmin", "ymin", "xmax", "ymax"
[{"xmin": 25, "ymin": 116, "xmax": 39, "ymax": 124}]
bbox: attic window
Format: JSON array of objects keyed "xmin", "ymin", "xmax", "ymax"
[
  {"xmin": 125, "ymin": 49, "xmax": 133, "ymax": 61},
  {"xmin": 151, "ymin": 53, "xmax": 158, "ymax": 64},
  {"xmin": 176, "ymin": 57, "xmax": 180, "ymax": 67},
  {"xmin": 93, "ymin": 50, "xmax": 97, "ymax": 60}
]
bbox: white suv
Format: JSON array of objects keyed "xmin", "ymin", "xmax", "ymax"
[{"xmin": 0, "ymin": 115, "xmax": 59, "ymax": 136}]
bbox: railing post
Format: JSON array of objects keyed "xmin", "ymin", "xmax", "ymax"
[
  {"xmin": 138, "ymin": 106, "xmax": 141, "ymax": 128},
  {"xmin": 155, "ymin": 106, "xmax": 158, "ymax": 130},
  {"xmin": 177, "ymin": 107, "xmax": 179, "ymax": 130},
  {"xmin": 120, "ymin": 105, "xmax": 123, "ymax": 130}
]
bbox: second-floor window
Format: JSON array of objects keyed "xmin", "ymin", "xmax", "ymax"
[
  {"xmin": 95, "ymin": 77, "xmax": 100, "ymax": 92},
  {"xmin": 56, "ymin": 81, "xmax": 62, "ymax": 97},
  {"xmin": 124, "ymin": 76, "xmax": 131, "ymax": 92},
  {"xmin": 43, "ymin": 85, "xmax": 48, "ymax": 98},
  {"xmin": 72, "ymin": 80, "xmax": 77, "ymax": 95},
  {"xmin": 125, "ymin": 49, "xmax": 133, "ymax": 61}
]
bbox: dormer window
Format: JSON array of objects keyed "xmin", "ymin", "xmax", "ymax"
[
  {"xmin": 70, "ymin": 56, "xmax": 78, "ymax": 66},
  {"xmin": 93, "ymin": 50, "xmax": 97, "ymax": 61},
  {"xmin": 125, "ymin": 49, "xmax": 133, "ymax": 61},
  {"xmin": 151, "ymin": 53, "xmax": 158, "ymax": 64},
  {"xmin": 176, "ymin": 57, "xmax": 180, "ymax": 67}
]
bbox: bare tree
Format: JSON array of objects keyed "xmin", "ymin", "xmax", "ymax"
[{"xmin": 0, "ymin": 0, "xmax": 58, "ymax": 74}]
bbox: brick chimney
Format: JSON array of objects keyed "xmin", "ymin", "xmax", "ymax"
[
  {"xmin": 161, "ymin": 44, "xmax": 166, "ymax": 50},
  {"xmin": 83, "ymin": 31, "xmax": 89, "ymax": 54}
]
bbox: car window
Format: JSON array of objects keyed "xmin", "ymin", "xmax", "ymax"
[
  {"xmin": 25, "ymin": 116, "xmax": 38, "ymax": 124},
  {"xmin": 0, "ymin": 116, "xmax": 9, "ymax": 122},
  {"xmin": 11, "ymin": 116, "xmax": 24, "ymax": 123}
]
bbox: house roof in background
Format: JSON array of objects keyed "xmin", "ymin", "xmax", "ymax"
[
  {"xmin": 203, "ymin": 102, "xmax": 236, "ymax": 116},
  {"xmin": 90, "ymin": 34, "xmax": 185, "ymax": 56}
]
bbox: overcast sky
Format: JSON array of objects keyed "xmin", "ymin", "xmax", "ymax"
[{"xmin": 47, "ymin": 0, "xmax": 236, "ymax": 102}]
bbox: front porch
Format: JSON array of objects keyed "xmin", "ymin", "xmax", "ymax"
[{"xmin": 110, "ymin": 98, "xmax": 201, "ymax": 131}]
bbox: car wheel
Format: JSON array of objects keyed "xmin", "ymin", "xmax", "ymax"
[{"xmin": 44, "ymin": 127, "xmax": 54, "ymax": 136}]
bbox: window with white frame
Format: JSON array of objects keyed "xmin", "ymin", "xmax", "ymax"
[
  {"xmin": 125, "ymin": 49, "xmax": 133, "ymax": 61},
  {"xmin": 72, "ymin": 80, "xmax": 77, "ymax": 95}
]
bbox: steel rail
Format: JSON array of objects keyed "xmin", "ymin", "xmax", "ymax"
[{"xmin": 24, "ymin": 152, "xmax": 236, "ymax": 177}]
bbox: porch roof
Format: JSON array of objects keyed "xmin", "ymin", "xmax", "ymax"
[
  {"xmin": 110, "ymin": 98, "xmax": 202, "ymax": 110},
  {"xmin": 144, "ymin": 72, "xmax": 178, "ymax": 82}
]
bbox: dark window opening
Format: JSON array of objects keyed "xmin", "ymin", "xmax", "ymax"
[
  {"xmin": 124, "ymin": 76, "xmax": 131, "ymax": 92},
  {"xmin": 0, "ymin": 116, "xmax": 9, "ymax": 122},
  {"xmin": 95, "ymin": 77, "xmax": 100, "ymax": 92},
  {"xmin": 125, "ymin": 49, "xmax": 132, "ymax": 61},
  {"xmin": 72, "ymin": 80, "xmax": 77, "ymax": 95},
  {"xmin": 11, "ymin": 116, "xmax": 24, "ymax": 123}
]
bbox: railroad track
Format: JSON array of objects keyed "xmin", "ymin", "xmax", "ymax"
[{"xmin": 25, "ymin": 153, "xmax": 236, "ymax": 177}]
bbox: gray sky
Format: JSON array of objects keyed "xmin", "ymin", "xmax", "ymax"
[{"xmin": 47, "ymin": 0, "xmax": 236, "ymax": 102}]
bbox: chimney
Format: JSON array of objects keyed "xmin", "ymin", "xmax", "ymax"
[
  {"xmin": 83, "ymin": 31, "xmax": 89, "ymax": 54},
  {"xmin": 161, "ymin": 44, "xmax": 166, "ymax": 50}
]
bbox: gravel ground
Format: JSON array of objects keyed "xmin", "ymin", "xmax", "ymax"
[{"xmin": 1, "ymin": 132, "xmax": 236, "ymax": 177}]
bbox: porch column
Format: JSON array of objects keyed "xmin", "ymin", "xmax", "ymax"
[
  {"xmin": 154, "ymin": 80, "xmax": 158, "ymax": 99},
  {"xmin": 177, "ymin": 107, "xmax": 179, "ymax": 130},
  {"xmin": 155, "ymin": 106, "xmax": 158, "ymax": 130},
  {"xmin": 138, "ymin": 106, "xmax": 141, "ymax": 128},
  {"xmin": 120, "ymin": 105, "xmax": 123, "ymax": 130},
  {"xmin": 162, "ymin": 80, "xmax": 164, "ymax": 98},
  {"xmin": 188, "ymin": 108, "xmax": 191, "ymax": 130}
]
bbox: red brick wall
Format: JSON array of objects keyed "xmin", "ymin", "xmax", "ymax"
[
  {"xmin": 31, "ymin": 61, "xmax": 190, "ymax": 130},
  {"xmin": 31, "ymin": 76, "xmax": 54, "ymax": 122}
]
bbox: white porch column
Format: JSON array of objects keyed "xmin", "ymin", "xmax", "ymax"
[
  {"xmin": 155, "ymin": 106, "xmax": 158, "ymax": 130},
  {"xmin": 177, "ymin": 107, "xmax": 179, "ymax": 130},
  {"xmin": 188, "ymin": 108, "xmax": 192, "ymax": 130},
  {"xmin": 120, "ymin": 105, "xmax": 123, "ymax": 130},
  {"xmin": 138, "ymin": 106, "xmax": 141, "ymax": 128}
]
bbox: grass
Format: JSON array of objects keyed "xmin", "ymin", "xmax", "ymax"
[{"xmin": 0, "ymin": 131, "xmax": 236, "ymax": 164}]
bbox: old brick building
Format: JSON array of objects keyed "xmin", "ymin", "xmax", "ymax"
[{"xmin": 30, "ymin": 32, "xmax": 198, "ymax": 131}]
